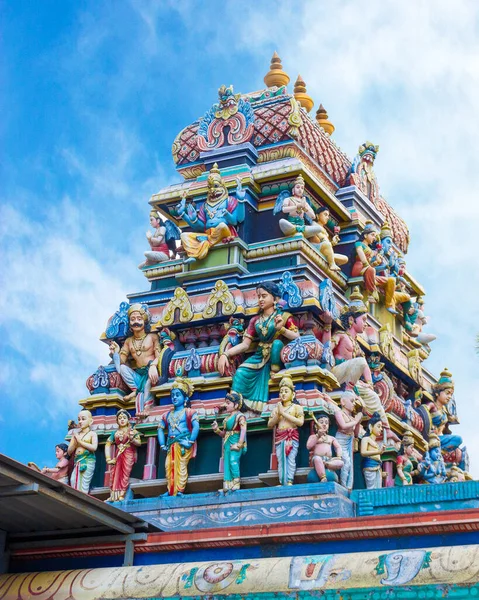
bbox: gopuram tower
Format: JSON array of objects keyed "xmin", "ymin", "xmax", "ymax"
[{"xmin": 3, "ymin": 54, "xmax": 478, "ymax": 599}]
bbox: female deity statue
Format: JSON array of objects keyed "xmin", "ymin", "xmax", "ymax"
[
  {"xmin": 394, "ymin": 430, "xmax": 415, "ymax": 486},
  {"xmin": 426, "ymin": 369, "xmax": 463, "ymax": 458},
  {"xmin": 29, "ymin": 443, "xmax": 71, "ymax": 484},
  {"xmin": 267, "ymin": 376, "xmax": 305, "ymax": 486},
  {"xmin": 212, "ymin": 391, "xmax": 247, "ymax": 493},
  {"xmin": 310, "ymin": 207, "xmax": 348, "ymax": 272},
  {"xmin": 306, "ymin": 413, "xmax": 344, "ymax": 483},
  {"xmin": 68, "ymin": 410, "xmax": 98, "ymax": 494},
  {"xmin": 105, "ymin": 409, "xmax": 142, "ymax": 502},
  {"xmin": 218, "ymin": 281, "xmax": 299, "ymax": 412},
  {"xmin": 351, "ymin": 221, "xmax": 395, "ymax": 309},
  {"xmin": 158, "ymin": 378, "xmax": 200, "ymax": 496},
  {"xmin": 138, "ymin": 210, "xmax": 181, "ymax": 268},
  {"xmin": 360, "ymin": 412, "xmax": 384, "ymax": 489}
]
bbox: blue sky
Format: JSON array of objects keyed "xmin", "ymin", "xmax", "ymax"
[{"xmin": 1, "ymin": 1, "xmax": 479, "ymax": 476}]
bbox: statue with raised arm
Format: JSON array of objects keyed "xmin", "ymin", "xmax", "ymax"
[
  {"xmin": 326, "ymin": 287, "xmax": 395, "ymax": 440},
  {"xmin": 273, "ymin": 174, "xmax": 322, "ymax": 240},
  {"xmin": 307, "ymin": 412, "xmax": 344, "ymax": 483},
  {"xmin": 218, "ymin": 281, "xmax": 299, "ymax": 412},
  {"xmin": 175, "ymin": 163, "xmax": 246, "ymax": 263},
  {"xmin": 157, "ymin": 377, "xmax": 199, "ymax": 496},
  {"xmin": 68, "ymin": 410, "xmax": 98, "ymax": 494},
  {"xmin": 138, "ymin": 210, "xmax": 181, "ymax": 268},
  {"xmin": 212, "ymin": 391, "xmax": 247, "ymax": 493},
  {"xmin": 267, "ymin": 376, "xmax": 304, "ymax": 486},
  {"xmin": 109, "ymin": 304, "xmax": 160, "ymax": 419},
  {"xmin": 332, "ymin": 391, "xmax": 364, "ymax": 490},
  {"xmin": 360, "ymin": 412, "xmax": 384, "ymax": 489}
]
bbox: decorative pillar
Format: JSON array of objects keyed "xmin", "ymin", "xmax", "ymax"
[
  {"xmin": 143, "ymin": 436, "xmax": 158, "ymax": 480},
  {"xmin": 383, "ymin": 461, "xmax": 394, "ymax": 488}
]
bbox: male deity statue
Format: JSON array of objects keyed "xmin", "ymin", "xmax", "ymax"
[
  {"xmin": 325, "ymin": 287, "xmax": 395, "ymax": 440},
  {"xmin": 68, "ymin": 409, "xmax": 98, "ymax": 494},
  {"xmin": 267, "ymin": 376, "xmax": 305, "ymax": 486},
  {"xmin": 109, "ymin": 304, "xmax": 160, "ymax": 418},
  {"xmin": 273, "ymin": 174, "xmax": 322, "ymax": 241},
  {"xmin": 306, "ymin": 412, "xmax": 344, "ymax": 483},
  {"xmin": 175, "ymin": 163, "xmax": 246, "ymax": 263},
  {"xmin": 157, "ymin": 378, "xmax": 200, "ymax": 496},
  {"xmin": 331, "ymin": 391, "xmax": 364, "ymax": 490}
]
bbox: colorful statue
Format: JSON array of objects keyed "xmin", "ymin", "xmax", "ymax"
[
  {"xmin": 446, "ymin": 465, "xmax": 467, "ymax": 482},
  {"xmin": 157, "ymin": 378, "xmax": 199, "ymax": 496},
  {"xmin": 68, "ymin": 410, "xmax": 98, "ymax": 494},
  {"xmin": 138, "ymin": 210, "xmax": 181, "ymax": 268},
  {"xmin": 351, "ymin": 221, "xmax": 396, "ymax": 310},
  {"xmin": 157, "ymin": 328, "xmax": 176, "ymax": 385},
  {"xmin": 212, "ymin": 391, "xmax": 247, "ymax": 493},
  {"xmin": 109, "ymin": 304, "xmax": 160, "ymax": 418},
  {"xmin": 403, "ymin": 296, "xmax": 436, "ymax": 345},
  {"xmin": 307, "ymin": 412, "xmax": 344, "ymax": 483},
  {"xmin": 175, "ymin": 164, "xmax": 246, "ymax": 263},
  {"xmin": 328, "ymin": 287, "xmax": 393, "ymax": 437},
  {"xmin": 267, "ymin": 376, "xmax": 305, "ymax": 486},
  {"xmin": 218, "ymin": 317, "xmax": 245, "ymax": 377},
  {"xmin": 360, "ymin": 412, "xmax": 384, "ymax": 489},
  {"xmin": 332, "ymin": 391, "xmax": 364, "ymax": 490},
  {"xmin": 273, "ymin": 174, "xmax": 322, "ymax": 240},
  {"xmin": 416, "ymin": 435, "xmax": 446, "ymax": 484},
  {"xmin": 310, "ymin": 206, "xmax": 348, "ymax": 271},
  {"xmin": 427, "ymin": 369, "xmax": 463, "ymax": 458},
  {"xmin": 29, "ymin": 443, "xmax": 71, "ymax": 484},
  {"xmin": 105, "ymin": 409, "xmax": 142, "ymax": 502},
  {"xmin": 218, "ymin": 281, "xmax": 299, "ymax": 411},
  {"xmin": 394, "ymin": 430, "xmax": 415, "ymax": 486}
]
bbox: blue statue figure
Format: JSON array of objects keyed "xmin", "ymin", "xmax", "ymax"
[
  {"xmin": 158, "ymin": 378, "xmax": 200, "ymax": 496},
  {"xmin": 416, "ymin": 435, "xmax": 447, "ymax": 484},
  {"xmin": 175, "ymin": 163, "xmax": 246, "ymax": 264}
]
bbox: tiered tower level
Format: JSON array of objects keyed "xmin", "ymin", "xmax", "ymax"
[{"xmin": 76, "ymin": 54, "xmax": 470, "ymax": 501}]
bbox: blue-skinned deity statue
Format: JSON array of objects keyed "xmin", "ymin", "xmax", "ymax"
[
  {"xmin": 158, "ymin": 378, "xmax": 200, "ymax": 496},
  {"xmin": 175, "ymin": 163, "xmax": 246, "ymax": 264}
]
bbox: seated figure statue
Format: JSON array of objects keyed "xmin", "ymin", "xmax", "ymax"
[
  {"xmin": 109, "ymin": 304, "xmax": 160, "ymax": 418},
  {"xmin": 307, "ymin": 412, "xmax": 344, "ymax": 483},
  {"xmin": 415, "ymin": 434, "xmax": 447, "ymax": 484},
  {"xmin": 175, "ymin": 164, "xmax": 246, "ymax": 264},
  {"xmin": 273, "ymin": 174, "xmax": 322, "ymax": 240},
  {"xmin": 310, "ymin": 206, "xmax": 348, "ymax": 272}
]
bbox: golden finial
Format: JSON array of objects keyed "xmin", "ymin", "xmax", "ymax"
[
  {"xmin": 315, "ymin": 104, "xmax": 335, "ymax": 136},
  {"xmin": 264, "ymin": 52, "xmax": 290, "ymax": 88},
  {"xmin": 293, "ymin": 75, "xmax": 314, "ymax": 113}
]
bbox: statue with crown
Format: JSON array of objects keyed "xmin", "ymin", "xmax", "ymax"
[{"xmin": 174, "ymin": 162, "xmax": 246, "ymax": 264}]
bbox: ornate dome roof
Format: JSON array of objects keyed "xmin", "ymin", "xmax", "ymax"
[{"xmin": 172, "ymin": 85, "xmax": 409, "ymax": 253}]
